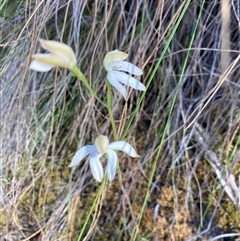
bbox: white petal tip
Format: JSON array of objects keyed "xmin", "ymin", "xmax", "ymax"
[
  {"xmin": 107, "ymin": 72, "xmax": 128, "ymax": 100},
  {"xmin": 138, "ymin": 69, "xmax": 143, "ymax": 75},
  {"xmin": 128, "ymin": 148, "xmax": 139, "ymax": 158},
  {"xmin": 130, "ymin": 151, "xmax": 140, "ymax": 158},
  {"xmin": 93, "ymin": 172, "xmax": 104, "ymax": 182},
  {"xmin": 68, "ymin": 159, "xmax": 80, "ymax": 168},
  {"xmin": 29, "ymin": 60, "xmax": 53, "ymax": 72},
  {"xmin": 138, "ymin": 84, "xmax": 146, "ymax": 91},
  {"xmin": 95, "ymin": 177, "xmax": 103, "ymax": 182},
  {"xmin": 68, "ymin": 163, "xmax": 76, "ymax": 168},
  {"xmin": 133, "ymin": 79, "xmax": 146, "ymax": 91},
  {"xmin": 108, "ymin": 176, "xmax": 115, "ymax": 181}
]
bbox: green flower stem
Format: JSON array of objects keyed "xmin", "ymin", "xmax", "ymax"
[
  {"xmin": 107, "ymin": 81, "xmax": 117, "ymax": 140},
  {"xmin": 72, "ymin": 66, "xmax": 117, "ymax": 140},
  {"xmin": 76, "ymin": 175, "xmax": 107, "ymax": 241},
  {"xmin": 71, "ymin": 66, "xmax": 107, "ymax": 108}
]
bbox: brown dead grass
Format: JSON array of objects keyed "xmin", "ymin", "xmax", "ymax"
[{"xmin": 1, "ymin": 0, "xmax": 240, "ymax": 240}]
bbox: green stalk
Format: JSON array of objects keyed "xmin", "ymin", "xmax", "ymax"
[
  {"xmin": 72, "ymin": 66, "xmax": 117, "ymax": 140},
  {"xmin": 77, "ymin": 176, "xmax": 107, "ymax": 241},
  {"xmin": 71, "ymin": 66, "xmax": 107, "ymax": 108},
  {"xmin": 106, "ymin": 81, "xmax": 117, "ymax": 141}
]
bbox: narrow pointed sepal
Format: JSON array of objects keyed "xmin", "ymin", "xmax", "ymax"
[
  {"xmin": 113, "ymin": 71, "xmax": 146, "ymax": 91},
  {"xmin": 107, "ymin": 72, "xmax": 128, "ymax": 99},
  {"xmin": 108, "ymin": 141, "xmax": 139, "ymax": 158},
  {"xmin": 29, "ymin": 59, "xmax": 54, "ymax": 72},
  {"xmin": 69, "ymin": 145, "xmax": 96, "ymax": 167},
  {"xmin": 106, "ymin": 149, "xmax": 118, "ymax": 181},
  {"xmin": 120, "ymin": 61, "xmax": 143, "ymax": 75},
  {"xmin": 89, "ymin": 153, "xmax": 104, "ymax": 182}
]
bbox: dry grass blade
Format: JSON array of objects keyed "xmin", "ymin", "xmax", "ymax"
[{"xmin": 1, "ymin": 1, "xmax": 240, "ymax": 241}]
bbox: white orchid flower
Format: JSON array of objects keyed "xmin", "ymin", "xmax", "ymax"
[
  {"xmin": 103, "ymin": 50, "xmax": 146, "ymax": 99},
  {"xmin": 30, "ymin": 39, "xmax": 76, "ymax": 72},
  {"xmin": 69, "ymin": 135, "xmax": 139, "ymax": 182}
]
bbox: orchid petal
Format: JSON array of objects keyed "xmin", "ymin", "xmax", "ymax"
[
  {"xmin": 32, "ymin": 54, "xmax": 72, "ymax": 69},
  {"xmin": 119, "ymin": 61, "xmax": 143, "ymax": 75},
  {"xmin": 112, "ymin": 71, "xmax": 146, "ymax": 91},
  {"xmin": 69, "ymin": 145, "xmax": 96, "ymax": 167},
  {"xmin": 108, "ymin": 141, "xmax": 139, "ymax": 158},
  {"xmin": 104, "ymin": 50, "xmax": 128, "ymax": 72},
  {"xmin": 107, "ymin": 72, "xmax": 128, "ymax": 99},
  {"xmin": 89, "ymin": 152, "xmax": 104, "ymax": 182},
  {"xmin": 39, "ymin": 39, "xmax": 76, "ymax": 67},
  {"xmin": 29, "ymin": 59, "xmax": 54, "ymax": 72},
  {"xmin": 106, "ymin": 149, "xmax": 118, "ymax": 181}
]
